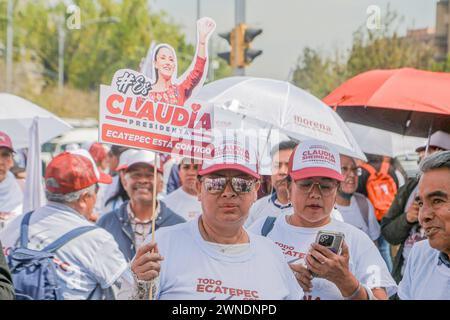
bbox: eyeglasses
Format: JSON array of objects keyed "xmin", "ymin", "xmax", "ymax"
[
  {"xmin": 201, "ymin": 176, "xmax": 257, "ymax": 194},
  {"xmin": 294, "ymin": 179, "xmax": 338, "ymax": 196},
  {"xmin": 341, "ymin": 166, "xmax": 362, "ymax": 176}
]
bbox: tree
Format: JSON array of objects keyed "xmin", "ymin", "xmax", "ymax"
[
  {"xmin": 292, "ymin": 7, "xmax": 437, "ymax": 99},
  {"xmin": 347, "ymin": 9, "xmax": 436, "ymax": 77},
  {"xmin": 0, "ymin": 0, "xmax": 230, "ymax": 117},
  {"xmin": 292, "ymin": 47, "xmax": 347, "ymax": 99}
]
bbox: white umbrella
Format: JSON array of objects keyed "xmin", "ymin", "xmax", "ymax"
[
  {"xmin": 0, "ymin": 93, "xmax": 72, "ymax": 149},
  {"xmin": 22, "ymin": 117, "xmax": 46, "ymax": 213},
  {"xmin": 345, "ymin": 122, "xmax": 427, "ymax": 157},
  {"xmin": 197, "ymin": 77, "xmax": 366, "ymax": 160}
]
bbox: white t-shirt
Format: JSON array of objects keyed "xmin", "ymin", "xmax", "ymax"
[
  {"xmin": 245, "ymin": 194, "xmax": 344, "ymax": 228},
  {"xmin": 145, "ymin": 218, "xmax": 303, "ymax": 300},
  {"xmin": 0, "ymin": 171, "xmax": 24, "ymax": 230},
  {"xmin": 245, "ymin": 194, "xmax": 292, "ymax": 227},
  {"xmin": 335, "ymin": 195, "xmax": 380, "ymax": 241},
  {"xmin": 162, "ymin": 188, "xmax": 202, "ymax": 221},
  {"xmin": 248, "ymin": 214, "xmax": 397, "ymax": 300},
  {"xmin": 398, "ymin": 240, "xmax": 450, "ymax": 300},
  {"xmin": 0, "ymin": 202, "xmax": 128, "ymax": 300}
]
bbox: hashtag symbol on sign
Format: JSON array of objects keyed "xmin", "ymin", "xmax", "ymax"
[{"xmin": 116, "ymin": 72, "xmax": 136, "ymax": 94}]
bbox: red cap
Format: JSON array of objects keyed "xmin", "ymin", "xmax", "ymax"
[
  {"xmin": 45, "ymin": 149, "xmax": 112, "ymax": 194},
  {"xmin": 288, "ymin": 140, "xmax": 344, "ymax": 182},
  {"xmin": 198, "ymin": 140, "xmax": 260, "ymax": 179},
  {"xmin": 88, "ymin": 142, "xmax": 108, "ymax": 164},
  {"xmin": 0, "ymin": 131, "xmax": 14, "ymax": 152}
]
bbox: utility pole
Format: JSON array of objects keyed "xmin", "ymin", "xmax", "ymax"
[
  {"xmin": 6, "ymin": 0, "xmax": 13, "ymax": 92},
  {"xmin": 234, "ymin": 0, "xmax": 245, "ymax": 76},
  {"xmin": 57, "ymin": 15, "xmax": 65, "ymax": 94}
]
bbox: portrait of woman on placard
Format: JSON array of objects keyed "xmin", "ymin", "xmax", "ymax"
[{"xmin": 146, "ymin": 17, "xmax": 216, "ymax": 106}]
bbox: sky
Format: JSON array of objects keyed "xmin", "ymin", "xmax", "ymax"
[{"xmin": 150, "ymin": 0, "xmax": 438, "ymax": 80}]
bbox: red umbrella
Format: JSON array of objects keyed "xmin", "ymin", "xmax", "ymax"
[{"xmin": 323, "ymin": 68, "xmax": 450, "ymax": 137}]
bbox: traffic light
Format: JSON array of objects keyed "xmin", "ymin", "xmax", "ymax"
[
  {"xmin": 218, "ymin": 24, "xmax": 263, "ymax": 69},
  {"xmin": 217, "ymin": 30, "xmax": 235, "ymax": 68},
  {"xmin": 241, "ymin": 24, "xmax": 263, "ymax": 66}
]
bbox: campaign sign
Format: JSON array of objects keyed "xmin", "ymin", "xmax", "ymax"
[{"xmin": 99, "ymin": 69, "xmax": 213, "ymax": 159}]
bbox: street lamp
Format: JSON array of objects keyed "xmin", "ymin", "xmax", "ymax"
[{"xmin": 57, "ymin": 15, "xmax": 121, "ymax": 93}]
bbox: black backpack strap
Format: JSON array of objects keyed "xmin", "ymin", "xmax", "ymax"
[
  {"xmin": 354, "ymin": 193, "xmax": 369, "ymax": 227},
  {"xmin": 261, "ymin": 216, "xmax": 276, "ymax": 237},
  {"xmin": 19, "ymin": 211, "xmax": 34, "ymax": 249},
  {"xmin": 42, "ymin": 226, "xmax": 98, "ymax": 253}
]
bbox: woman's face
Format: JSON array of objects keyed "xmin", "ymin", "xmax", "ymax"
[{"xmin": 154, "ymin": 47, "xmax": 175, "ymax": 80}]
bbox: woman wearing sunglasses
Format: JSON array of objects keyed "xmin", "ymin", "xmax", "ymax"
[
  {"xmin": 249, "ymin": 140, "xmax": 397, "ymax": 300},
  {"xmin": 130, "ymin": 140, "xmax": 302, "ymax": 300}
]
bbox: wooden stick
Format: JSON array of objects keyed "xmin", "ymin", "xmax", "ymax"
[{"xmin": 149, "ymin": 152, "xmax": 159, "ymax": 300}]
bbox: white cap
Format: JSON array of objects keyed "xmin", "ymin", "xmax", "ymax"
[
  {"xmin": 116, "ymin": 149, "xmax": 139, "ymax": 171},
  {"xmin": 199, "ymin": 139, "xmax": 260, "ymax": 179},
  {"xmin": 416, "ymin": 131, "xmax": 450, "ymax": 152},
  {"xmin": 289, "ymin": 140, "xmax": 344, "ymax": 182},
  {"xmin": 124, "ymin": 150, "xmax": 162, "ymax": 173}
]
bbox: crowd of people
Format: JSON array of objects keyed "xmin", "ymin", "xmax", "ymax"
[{"xmin": 0, "ymin": 128, "xmax": 449, "ymax": 300}]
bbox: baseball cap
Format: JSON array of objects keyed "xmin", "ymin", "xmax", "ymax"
[
  {"xmin": 198, "ymin": 139, "xmax": 260, "ymax": 179},
  {"xmin": 83, "ymin": 142, "xmax": 108, "ymax": 164},
  {"xmin": 415, "ymin": 131, "xmax": 450, "ymax": 153},
  {"xmin": 116, "ymin": 149, "xmax": 139, "ymax": 171},
  {"xmin": 288, "ymin": 140, "xmax": 344, "ymax": 182},
  {"xmin": 45, "ymin": 149, "xmax": 112, "ymax": 194},
  {"xmin": 0, "ymin": 131, "xmax": 14, "ymax": 152},
  {"xmin": 178, "ymin": 157, "xmax": 203, "ymax": 166},
  {"xmin": 124, "ymin": 150, "xmax": 163, "ymax": 173}
]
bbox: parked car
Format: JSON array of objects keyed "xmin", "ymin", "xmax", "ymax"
[{"xmin": 41, "ymin": 127, "xmax": 99, "ymax": 168}]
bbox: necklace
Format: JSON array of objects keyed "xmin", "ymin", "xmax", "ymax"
[{"xmin": 199, "ymin": 218, "xmax": 247, "ymax": 245}]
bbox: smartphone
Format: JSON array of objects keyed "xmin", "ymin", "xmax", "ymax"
[
  {"xmin": 315, "ymin": 230, "xmax": 345, "ymax": 255},
  {"xmin": 308, "ymin": 231, "xmax": 345, "ymax": 278}
]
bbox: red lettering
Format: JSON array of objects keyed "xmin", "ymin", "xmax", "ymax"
[
  {"xmin": 155, "ymin": 103, "xmax": 174, "ymax": 124},
  {"xmin": 194, "ymin": 113, "xmax": 212, "ymax": 130},
  {"xmin": 123, "ymin": 97, "xmax": 137, "ymax": 117},
  {"xmin": 172, "ymin": 108, "xmax": 190, "ymax": 126},
  {"xmin": 106, "ymin": 94, "xmax": 123, "ymax": 114},
  {"xmin": 188, "ymin": 111, "xmax": 198, "ymax": 129},
  {"xmin": 197, "ymin": 284, "xmax": 205, "ymax": 292},
  {"xmin": 136, "ymin": 100, "xmax": 155, "ymax": 120},
  {"xmin": 205, "ymin": 285, "xmax": 213, "ymax": 293}
]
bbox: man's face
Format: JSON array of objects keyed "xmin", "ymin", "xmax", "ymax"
[
  {"xmin": 418, "ymin": 147, "xmax": 444, "ymax": 163},
  {"xmin": 179, "ymin": 162, "xmax": 200, "ymax": 194},
  {"xmin": 417, "ymin": 168, "xmax": 450, "ymax": 254},
  {"xmin": 197, "ymin": 169, "xmax": 260, "ymax": 227},
  {"xmin": 0, "ymin": 147, "xmax": 14, "ymax": 182},
  {"xmin": 290, "ymin": 177, "xmax": 339, "ymax": 226},
  {"xmin": 339, "ymin": 155, "xmax": 359, "ymax": 194},
  {"xmin": 77, "ymin": 184, "xmax": 99, "ymax": 219},
  {"xmin": 271, "ymin": 149, "xmax": 293, "ymax": 195},
  {"xmin": 123, "ymin": 164, "xmax": 161, "ymax": 205}
]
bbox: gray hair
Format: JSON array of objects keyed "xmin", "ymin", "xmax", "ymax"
[
  {"xmin": 46, "ymin": 184, "xmax": 96, "ymax": 204},
  {"xmin": 419, "ymin": 150, "xmax": 450, "ymax": 175}
]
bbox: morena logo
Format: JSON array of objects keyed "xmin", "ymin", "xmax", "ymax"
[{"xmin": 294, "ymin": 115, "xmax": 332, "ymax": 134}]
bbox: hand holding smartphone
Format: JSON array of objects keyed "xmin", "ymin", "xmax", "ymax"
[{"xmin": 308, "ymin": 230, "xmax": 345, "ymax": 278}]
